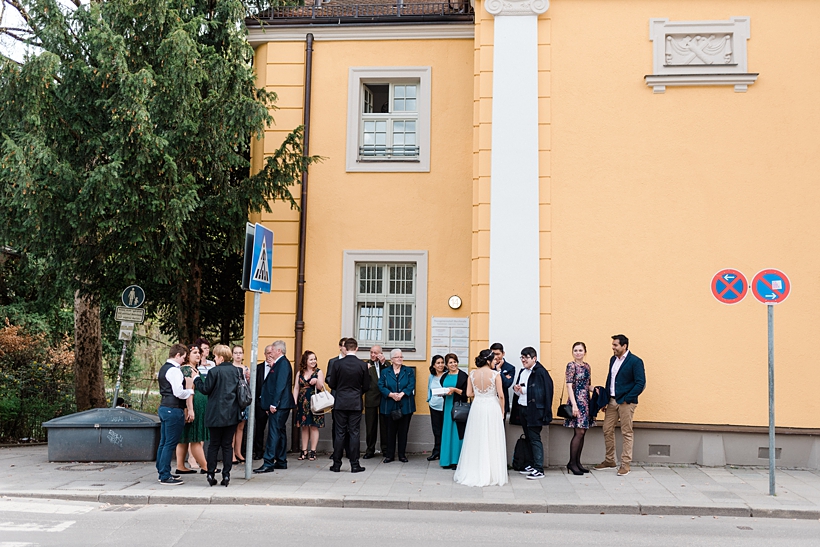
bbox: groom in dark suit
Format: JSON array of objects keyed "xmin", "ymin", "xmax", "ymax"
[
  {"xmin": 254, "ymin": 340, "xmax": 295, "ymax": 473},
  {"xmin": 251, "ymin": 344, "xmax": 275, "ymax": 460},
  {"xmin": 327, "ymin": 338, "xmax": 369, "ymax": 473}
]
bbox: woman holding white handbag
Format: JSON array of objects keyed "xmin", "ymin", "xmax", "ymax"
[{"xmin": 293, "ymin": 351, "xmax": 327, "ymax": 461}]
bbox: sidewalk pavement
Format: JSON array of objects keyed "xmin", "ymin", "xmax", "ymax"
[{"xmin": 2, "ymin": 446, "xmax": 819, "ymax": 519}]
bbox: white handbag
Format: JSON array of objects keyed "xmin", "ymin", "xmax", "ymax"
[{"xmin": 310, "ymin": 390, "xmax": 335, "ymax": 414}]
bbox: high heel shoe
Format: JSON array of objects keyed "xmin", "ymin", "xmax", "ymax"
[
  {"xmin": 221, "ymin": 473, "xmax": 230, "ymax": 487},
  {"xmin": 206, "ymin": 472, "xmax": 217, "ymax": 487},
  {"xmin": 308, "ymin": 450, "xmax": 316, "ymax": 461},
  {"xmin": 567, "ymin": 464, "xmax": 584, "ymax": 476},
  {"xmin": 297, "ymin": 450, "xmax": 308, "ymax": 461},
  {"xmin": 579, "ymin": 465, "xmax": 590, "ymax": 473}
]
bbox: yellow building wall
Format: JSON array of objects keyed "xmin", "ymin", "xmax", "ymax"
[
  {"xmin": 548, "ymin": 0, "xmax": 820, "ymax": 428},
  {"xmin": 250, "ymin": 37, "xmax": 475, "ymax": 412}
]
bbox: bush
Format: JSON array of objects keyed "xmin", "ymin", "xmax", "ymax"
[{"xmin": 0, "ymin": 320, "xmax": 76, "ymax": 442}]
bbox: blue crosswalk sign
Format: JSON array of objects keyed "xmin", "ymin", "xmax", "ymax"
[{"xmin": 248, "ymin": 223, "xmax": 273, "ymax": 293}]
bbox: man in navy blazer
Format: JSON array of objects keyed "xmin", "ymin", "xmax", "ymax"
[
  {"xmin": 254, "ymin": 340, "xmax": 296, "ymax": 473},
  {"xmin": 595, "ymin": 334, "xmax": 646, "ymax": 476},
  {"xmin": 490, "ymin": 342, "xmax": 516, "ymax": 416}
]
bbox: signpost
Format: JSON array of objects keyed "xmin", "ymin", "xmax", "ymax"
[
  {"xmin": 713, "ymin": 268, "xmax": 790, "ymax": 496},
  {"xmin": 112, "ymin": 286, "xmax": 146, "ymax": 408},
  {"xmin": 243, "ymin": 223, "xmax": 274, "ymax": 480}
]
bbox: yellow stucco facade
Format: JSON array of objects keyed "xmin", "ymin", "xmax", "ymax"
[{"xmin": 247, "ymin": 0, "xmax": 820, "ymax": 430}]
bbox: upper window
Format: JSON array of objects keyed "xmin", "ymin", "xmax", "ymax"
[{"xmin": 346, "ymin": 67, "xmax": 431, "ymax": 172}]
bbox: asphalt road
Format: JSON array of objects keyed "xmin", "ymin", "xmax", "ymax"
[{"xmin": 1, "ymin": 497, "xmax": 819, "ymax": 547}]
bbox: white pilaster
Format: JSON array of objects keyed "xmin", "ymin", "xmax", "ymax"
[{"xmin": 487, "ymin": 0, "xmax": 547, "ymax": 358}]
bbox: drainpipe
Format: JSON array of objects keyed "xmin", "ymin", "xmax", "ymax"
[{"xmin": 292, "ymin": 33, "xmax": 313, "ymax": 450}]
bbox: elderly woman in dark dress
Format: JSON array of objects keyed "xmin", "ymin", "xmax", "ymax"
[
  {"xmin": 564, "ymin": 341, "xmax": 593, "ymax": 475},
  {"xmin": 293, "ymin": 350, "xmax": 326, "ymax": 461}
]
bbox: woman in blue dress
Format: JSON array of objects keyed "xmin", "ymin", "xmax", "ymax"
[{"xmin": 439, "ymin": 353, "xmax": 468, "ymax": 470}]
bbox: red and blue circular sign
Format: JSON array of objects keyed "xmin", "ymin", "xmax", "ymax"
[
  {"xmin": 711, "ymin": 269, "xmax": 748, "ymax": 304},
  {"xmin": 751, "ymin": 269, "xmax": 790, "ymax": 304}
]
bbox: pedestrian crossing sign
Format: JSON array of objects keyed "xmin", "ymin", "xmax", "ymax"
[{"xmin": 248, "ymin": 223, "xmax": 274, "ymax": 293}]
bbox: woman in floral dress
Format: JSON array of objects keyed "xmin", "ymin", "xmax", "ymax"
[
  {"xmin": 564, "ymin": 341, "xmax": 593, "ymax": 475},
  {"xmin": 176, "ymin": 344, "xmax": 210, "ymax": 474},
  {"xmin": 292, "ymin": 350, "xmax": 325, "ymax": 461}
]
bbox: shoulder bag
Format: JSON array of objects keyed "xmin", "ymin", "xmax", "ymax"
[
  {"xmin": 236, "ymin": 368, "xmax": 253, "ymax": 409},
  {"xmin": 310, "ymin": 389, "xmax": 334, "ymax": 414},
  {"xmin": 556, "ymin": 367, "xmax": 574, "ymax": 420}
]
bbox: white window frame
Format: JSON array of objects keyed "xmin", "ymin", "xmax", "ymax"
[
  {"xmin": 346, "ymin": 67, "xmax": 431, "ymax": 173},
  {"xmin": 341, "ymin": 250, "xmax": 428, "ymax": 361}
]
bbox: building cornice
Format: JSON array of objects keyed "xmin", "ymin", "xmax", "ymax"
[
  {"xmin": 485, "ymin": 0, "xmax": 548, "ymax": 17},
  {"xmin": 246, "ymin": 23, "xmax": 474, "ymax": 44}
]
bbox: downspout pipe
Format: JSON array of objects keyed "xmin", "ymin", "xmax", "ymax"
[{"xmin": 294, "ymin": 33, "xmax": 313, "ymax": 374}]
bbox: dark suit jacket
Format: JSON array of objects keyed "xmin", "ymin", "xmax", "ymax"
[
  {"xmin": 522, "ymin": 362, "xmax": 553, "ymax": 426},
  {"xmin": 499, "ymin": 360, "xmax": 515, "ymax": 414},
  {"xmin": 194, "ymin": 362, "xmax": 241, "ymax": 428},
  {"xmin": 326, "ymin": 356, "xmax": 340, "ymax": 387},
  {"xmin": 364, "ymin": 359, "xmax": 389, "ymax": 408},
  {"xmin": 327, "ymin": 354, "xmax": 370, "ymax": 411},
  {"xmin": 255, "ymin": 360, "xmax": 271, "ymax": 410},
  {"xmin": 260, "ymin": 356, "xmax": 295, "ymax": 411},
  {"xmin": 605, "ymin": 351, "xmax": 646, "ymax": 404},
  {"xmin": 378, "ymin": 365, "xmax": 416, "ymax": 415}
]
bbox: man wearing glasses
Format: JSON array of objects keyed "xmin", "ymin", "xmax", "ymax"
[{"xmin": 512, "ymin": 346, "xmax": 554, "ymax": 479}]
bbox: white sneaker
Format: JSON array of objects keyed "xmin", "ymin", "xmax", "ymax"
[
  {"xmin": 526, "ymin": 470, "xmax": 545, "ymax": 480},
  {"xmin": 519, "ymin": 466, "xmax": 535, "ymax": 475}
]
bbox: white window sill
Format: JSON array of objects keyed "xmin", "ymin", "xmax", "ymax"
[{"xmin": 645, "ymin": 73, "xmax": 759, "ymax": 94}]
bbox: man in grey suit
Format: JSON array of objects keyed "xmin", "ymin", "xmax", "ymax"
[{"xmin": 327, "ymin": 338, "xmax": 369, "ymax": 473}]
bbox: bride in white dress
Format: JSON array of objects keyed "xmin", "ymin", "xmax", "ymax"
[{"xmin": 453, "ymin": 349, "xmax": 508, "ymax": 487}]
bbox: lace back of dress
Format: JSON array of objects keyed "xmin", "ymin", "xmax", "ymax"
[{"xmin": 470, "ymin": 370, "xmax": 498, "ymax": 397}]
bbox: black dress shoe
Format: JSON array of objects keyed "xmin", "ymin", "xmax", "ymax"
[
  {"xmin": 253, "ymin": 465, "xmax": 276, "ymax": 474},
  {"xmin": 382, "ymin": 458, "xmax": 394, "ymax": 463},
  {"xmin": 272, "ymin": 462, "xmax": 287, "ymax": 470},
  {"xmin": 362, "ymin": 453, "xmax": 375, "ymax": 460},
  {"xmin": 175, "ymin": 468, "xmax": 196, "ymax": 474},
  {"xmin": 329, "ymin": 465, "xmax": 341, "ymax": 472},
  {"xmin": 398, "ymin": 457, "xmax": 409, "ymax": 463},
  {"xmin": 201, "ymin": 468, "xmax": 220, "ymax": 474},
  {"xmin": 426, "ymin": 454, "xmax": 440, "ymax": 461},
  {"xmin": 351, "ymin": 465, "xmax": 366, "ymax": 473},
  {"xmin": 221, "ymin": 474, "xmax": 230, "ymax": 487}
]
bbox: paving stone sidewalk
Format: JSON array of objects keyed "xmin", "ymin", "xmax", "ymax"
[{"xmin": 2, "ymin": 445, "xmax": 819, "ymax": 519}]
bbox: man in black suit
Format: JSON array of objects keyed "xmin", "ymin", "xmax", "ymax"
[
  {"xmin": 490, "ymin": 342, "xmax": 516, "ymax": 416},
  {"xmin": 254, "ymin": 340, "xmax": 295, "ymax": 473},
  {"xmin": 363, "ymin": 344, "xmax": 389, "ymax": 459},
  {"xmin": 326, "ymin": 337, "xmax": 347, "ymax": 458},
  {"xmin": 327, "ymin": 338, "xmax": 369, "ymax": 473},
  {"xmin": 595, "ymin": 334, "xmax": 646, "ymax": 477},
  {"xmin": 252, "ymin": 344, "xmax": 275, "ymax": 460},
  {"xmin": 512, "ymin": 346, "xmax": 553, "ymax": 480}
]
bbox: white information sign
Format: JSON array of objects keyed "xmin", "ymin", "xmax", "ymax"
[{"xmin": 430, "ymin": 317, "xmax": 470, "ymax": 367}]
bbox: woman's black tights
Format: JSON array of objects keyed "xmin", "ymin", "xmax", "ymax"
[{"xmin": 569, "ymin": 428, "xmax": 587, "ymax": 472}]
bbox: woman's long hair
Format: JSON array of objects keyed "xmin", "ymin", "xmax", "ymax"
[{"xmin": 299, "ymin": 351, "xmax": 316, "ymax": 373}]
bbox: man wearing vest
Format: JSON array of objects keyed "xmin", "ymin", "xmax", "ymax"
[{"xmin": 156, "ymin": 344, "xmax": 195, "ymax": 485}]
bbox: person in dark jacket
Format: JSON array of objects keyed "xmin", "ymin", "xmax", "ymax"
[
  {"xmin": 363, "ymin": 344, "xmax": 389, "ymax": 459},
  {"xmin": 254, "ymin": 340, "xmax": 296, "ymax": 473},
  {"xmin": 512, "ymin": 346, "xmax": 554, "ymax": 480},
  {"xmin": 327, "ymin": 338, "xmax": 370, "ymax": 473},
  {"xmin": 378, "ymin": 349, "xmax": 416, "ymax": 463},
  {"xmin": 490, "ymin": 342, "xmax": 516, "ymax": 415},
  {"xmin": 194, "ymin": 344, "xmax": 242, "ymax": 487}
]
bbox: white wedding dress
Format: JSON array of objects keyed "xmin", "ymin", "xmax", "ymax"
[{"xmin": 453, "ymin": 370, "xmax": 509, "ymax": 487}]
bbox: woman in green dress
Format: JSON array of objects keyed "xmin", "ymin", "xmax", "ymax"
[
  {"xmin": 439, "ymin": 353, "xmax": 469, "ymax": 470},
  {"xmin": 175, "ymin": 344, "xmax": 210, "ymax": 474}
]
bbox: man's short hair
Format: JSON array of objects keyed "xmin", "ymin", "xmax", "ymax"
[
  {"xmin": 520, "ymin": 346, "xmax": 537, "ymax": 359},
  {"xmin": 390, "ymin": 348, "xmax": 402, "ymax": 358},
  {"xmin": 273, "ymin": 340, "xmax": 287, "ymax": 353},
  {"xmin": 489, "ymin": 342, "xmax": 504, "ymax": 352},
  {"xmin": 264, "ymin": 344, "xmax": 275, "ymax": 354},
  {"xmin": 611, "ymin": 334, "xmax": 629, "ymax": 348},
  {"xmin": 168, "ymin": 343, "xmax": 188, "ymax": 359},
  {"xmin": 338, "ymin": 337, "xmax": 348, "ymax": 347},
  {"xmin": 344, "ymin": 338, "xmax": 358, "ymax": 351}
]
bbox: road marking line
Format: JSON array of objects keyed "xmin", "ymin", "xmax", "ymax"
[
  {"xmin": 0, "ymin": 501, "xmax": 95, "ymax": 515},
  {"xmin": 0, "ymin": 521, "xmax": 75, "ymax": 532},
  {"xmin": 0, "ymin": 542, "xmax": 37, "ymax": 547}
]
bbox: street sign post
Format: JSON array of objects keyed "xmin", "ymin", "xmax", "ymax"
[
  {"xmin": 112, "ymin": 288, "xmax": 146, "ymax": 408},
  {"xmin": 243, "ymin": 223, "xmax": 274, "ymax": 480},
  {"xmin": 750, "ymin": 268, "xmax": 790, "ymax": 496},
  {"xmin": 710, "ymin": 269, "xmax": 748, "ymax": 304}
]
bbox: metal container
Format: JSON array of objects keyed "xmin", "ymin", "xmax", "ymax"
[{"xmin": 42, "ymin": 408, "xmax": 160, "ymax": 462}]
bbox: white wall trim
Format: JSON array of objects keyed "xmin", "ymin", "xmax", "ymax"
[
  {"xmin": 247, "ymin": 24, "xmax": 474, "ymax": 45},
  {"xmin": 345, "ymin": 67, "xmax": 431, "ymax": 173},
  {"xmin": 341, "ymin": 250, "xmax": 428, "ymax": 361},
  {"xmin": 645, "ymin": 73, "xmax": 759, "ymax": 94}
]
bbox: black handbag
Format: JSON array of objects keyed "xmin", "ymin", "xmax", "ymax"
[
  {"xmin": 451, "ymin": 401, "xmax": 471, "ymax": 423},
  {"xmin": 557, "ymin": 378, "xmax": 574, "ymax": 420},
  {"xmin": 391, "ymin": 371, "xmax": 403, "ymax": 421}
]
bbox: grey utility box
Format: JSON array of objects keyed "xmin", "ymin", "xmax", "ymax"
[{"xmin": 42, "ymin": 408, "xmax": 160, "ymax": 462}]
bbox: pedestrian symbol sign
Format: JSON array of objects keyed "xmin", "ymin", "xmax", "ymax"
[
  {"xmin": 121, "ymin": 285, "xmax": 145, "ymax": 308},
  {"xmin": 248, "ymin": 223, "xmax": 273, "ymax": 293},
  {"xmin": 751, "ymin": 269, "xmax": 790, "ymax": 304},
  {"xmin": 711, "ymin": 269, "xmax": 748, "ymax": 305}
]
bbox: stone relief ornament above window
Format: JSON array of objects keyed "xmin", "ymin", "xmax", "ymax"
[{"xmin": 646, "ymin": 17, "xmax": 758, "ymax": 93}]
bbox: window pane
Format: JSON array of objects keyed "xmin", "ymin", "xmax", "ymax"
[
  {"xmin": 405, "ymin": 85, "xmax": 417, "ymax": 98},
  {"xmin": 405, "ymin": 133, "xmax": 415, "ymax": 145},
  {"xmin": 394, "ymin": 85, "xmax": 405, "ymax": 99},
  {"xmin": 394, "ymin": 120, "xmax": 404, "ymax": 132},
  {"xmin": 375, "ymin": 133, "xmax": 386, "ymax": 145},
  {"xmin": 389, "ymin": 265, "xmax": 414, "ymax": 295},
  {"xmin": 358, "ymin": 265, "xmax": 383, "ymax": 294},
  {"xmin": 363, "ymin": 133, "xmax": 374, "ymax": 145},
  {"xmin": 376, "ymin": 121, "xmax": 387, "ymax": 132},
  {"xmin": 405, "ymin": 99, "xmax": 416, "ymax": 112},
  {"xmin": 393, "ymin": 98, "xmax": 405, "ymax": 112},
  {"xmin": 388, "ymin": 303, "xmax": 413, "ymax": 344},
  {"xmin": 364, "ymin": 121, "xmax": 375, "ymax": 132},
  {"xmin": 358, "ymin": 304, "xmax": 384, "ymax": 341},
  {"xmin": 405, "ymin": 121, "xmax": 416, "ymax": 132},
  {"xmin": 394, "ymin": 133, "xmax": 404, "ymax": 145}
]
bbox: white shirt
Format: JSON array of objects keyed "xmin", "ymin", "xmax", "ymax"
[
  {"xmin": 163, "ymin": 360, "xmax": 194, "ymax": 399},
  {"xmin": 609, "ymin": 350, "xmax": 629, "ymax": 397},
  {"xmin": 517, "ymin": 368, "xmax": 532, "ymax": 406}
]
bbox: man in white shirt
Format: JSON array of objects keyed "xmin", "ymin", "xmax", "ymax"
[
  {"xmin": 595, "ymin": 334, "xmax": 647, "ymax": 476},
  {"xmin": 156, "ymin": 344, "xmax": 195, "ymax": 485}
]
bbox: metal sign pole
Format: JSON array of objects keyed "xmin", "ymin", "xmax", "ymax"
[
  {"xmin": 111, "ymin": 341, "xmax": 128, "ymax": 408},
  {"xmin": 244, "ymin": 291, "xmax": 262, "ymax": 480},
  {"xmin": 767, "ymin": 303, "xmax": 775, "ymax": 496}
]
